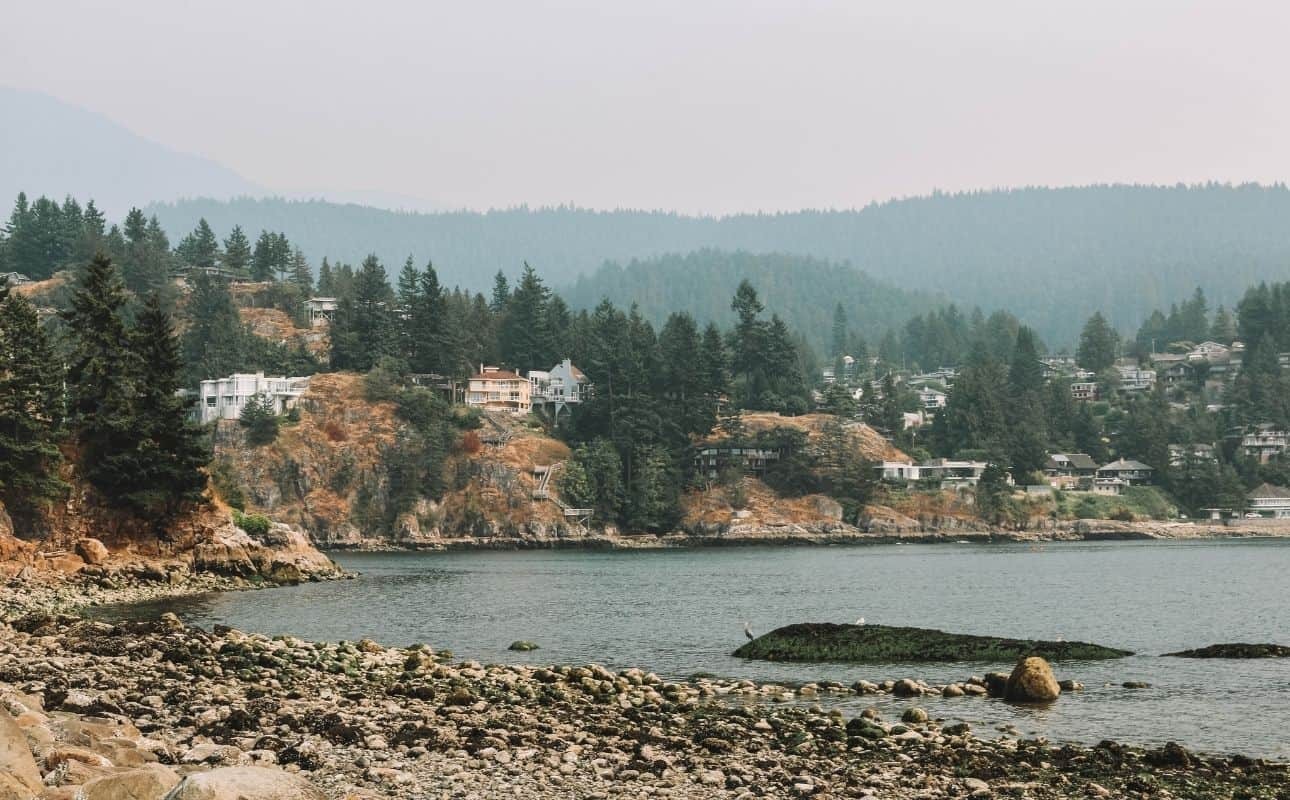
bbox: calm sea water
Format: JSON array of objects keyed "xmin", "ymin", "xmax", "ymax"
[{"xmin": 100, "ymin": 540, "xmax": 1290, "ymax": 758}]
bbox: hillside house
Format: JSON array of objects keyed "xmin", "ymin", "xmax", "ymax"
[
  {"xmin": 875, "ymin": 460, "xmax": 921, "ymax": 482},
  {"xmin": 198, "ymin": 372, "xmax": 311, "ymax": 424},
  {"xmin": 1096, "ymin": 459, "xmax": 1154, "ymax": 487},
  {"xmin": 1188, "ymin": 341, "xmax": 1230, "ymax": 361},
  {"xmin": 919, "ymin": 458, "xmax": 992, "ymax": 488},
  {"xmin": 1168, "ymin": 443, "xmax": 1216, "ymax": 467},
  {"xmin": 1044, "ymin": 453, "xmax": 1098, "ymax": 488},
  {"xmin": 1116, "ymin": 364, "xmax": 1157, "ymax": 393},
  {"xmin": 918, "ymin": 388, "xmax": 947, "ymax": 410},
  {"xmin": 1158, "ymin": 360, "xmax": 1194, "ymax": 386},
  {"xmin": 467, "ymin": 366, "xmax": 531, "ymax": 414},
  {"xmin": 1239, "ymin": 424, "xmax": 1290, "ymax": 463},
  {"xmin": 1246, "ymin": 483, "xmax": 1290, "ymax": 518},
  {"xmin": 694, "ymin": 445, "xmax": 780, "ymax": 480},
  {"xmin": 1070, "ymin": 381, "xmax": 1100, "ymax": 402},
  {"xmin": 0, "ymin": 272, "xmax": 31, "ymax": 286},
  {"xmin": 529, "ymin": 359, "xmax": 589, "ymax": 416},
  {"xmin": 306, "ymin": 297, "xmax": 338, "ymax": 325}
]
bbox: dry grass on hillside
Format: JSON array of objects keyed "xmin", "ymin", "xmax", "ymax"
[
  {"xmin": 731, "ymin": 412, "xmax": 907, "ymax": 461},
  {"xmin": 238, "ymin": 307, "xmax": 329, "ymax": 358},
  {"xmin": 683, "ymin": 478, "xmax": 844, "ymax": 528},
  {"xmin": 12, "ymin": 273, "xmax": 66, "ymax": 299}
]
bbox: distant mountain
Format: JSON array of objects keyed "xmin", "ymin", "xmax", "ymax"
[
  {"xmin": 564, "ymin": 250, "xmax": 937, "ymax": 355},
  {"xmin": 0, "ymin": 87, "xmax": 260, "ymax": 217},
  {"xmin": 147, "ymin": 184, "xmax": 1290, "ymax": 346}
]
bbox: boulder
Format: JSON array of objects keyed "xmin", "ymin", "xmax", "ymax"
[
  {"xmin": 507, "ymin": 641, "xmax": 540, "ymax": 652},
  {"xmin": 76, "ymin": 537, "xmax": 110, "ymax": 565},
  {"xmin": 0, "ymin": 709, "xmax": 41, "ymax": 794},
  {"xmin": 161, "ymin": 766, "xmax": 325, "ymax": 800},
  {"xmin": 0, "ymin": 774, "xmax": 37, "ymax": 800},
  {"xmin": 80, "ymin": 764, "xmax": 181, "ymax": 800},
  {"xmin": 1003, "ymin": 656, "xmax": 1061, "ymax": 703}
]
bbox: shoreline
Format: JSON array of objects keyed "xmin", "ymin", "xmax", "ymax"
[
  {"xmin": 2, "ymin": 563, "xmax": 1287, "ymax": 798},
  {"xmin": 313, "ymin": 519, "xmax": 1290, "ymax": 553}
]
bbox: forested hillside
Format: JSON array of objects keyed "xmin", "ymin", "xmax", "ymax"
[
  {"xmin": 563, "ymin": 250, "xmax": 939, "ymax": 354},
  {"xmin": 148, "ymin": 184, "xmax": 1290, "ymax": 345}
]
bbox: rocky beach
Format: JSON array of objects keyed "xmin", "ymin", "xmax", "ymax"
[{"xmin": 0, "ymin": 567, "xmax": 1287, "ymax": 800}]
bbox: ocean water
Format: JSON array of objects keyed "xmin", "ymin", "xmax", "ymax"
[{"xmin": 100, "ymin": 540, "xmax": 1290, "ymax": 758}]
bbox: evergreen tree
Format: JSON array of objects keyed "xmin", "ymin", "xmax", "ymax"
[
  {"xmin": 222, "ymin": 225, "xmax": 252, "ymax": 273},
  {"xmin": 316, "ymin": 257, "xmax": 336, "ymax": 296},
  {"xmin": 830, "ymin": 303, "xmax": 848, "ymax": 359},
  {"xmin": 499, "ymin": 263, "xmax": 553, "ymax": 372},
  {"xmin": 1076, "ymin": 312, "xmax": 1120, "ymax": 372},
  {"xmin": 128, "ymin": 293, "xmax": 209, "ymax": 516},
  {"xmin": 490, "ymin": 271, "xmax": 510, "ymax": 312},
  {"xmin": 238, "ymin": 393, "xmax": 280, "ymax": 446},
  {"xmin": 1007, "ymin": 326, "xmax": 1049, "ymax": 480},
  {"xmin": 182, "ymin": 272, "xmax": 248, "ymax": 384},
  {"xmin": 63, "ymin": 254, "xmax": 142, "ymax": 502},
  {"xmin": 289, "ymin": 247, "xmax": 312, "ymax": 292},
  {"xmin": 1210, "ymin": 306, "xmax": 1236, "ymax": 344},
  {"xmin": 0, "ymin": 288, "xmax": 66, "ymax": 511},
  {"xmin": 330, "ymin": 254, "xmax": 396, "ymax": 371},
  {"xmin": 177, "ymin": 218, "xmax": 220, "ymax": 268}
]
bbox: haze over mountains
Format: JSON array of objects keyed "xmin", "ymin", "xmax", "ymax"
[
  {"xmin": 148, "ymin": 185, "xmax": 1290, "ymax": 346},
  {"xmin": 9, "ymin": 88, "xmax": 1290, "ymax": 347}
]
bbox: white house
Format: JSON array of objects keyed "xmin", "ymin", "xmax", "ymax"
[
  {"xmin": 1070, "ymin": 381, "xmax": 1099, "ymax": 402},
  {"xmin": 1116, "ymin": 364, "xmax": 1157, "ymax": 393},
  {"xmin": 1187, "ymin": 341, "xmax": 1230, "ymax": 361},
  {"xmin": 199, "ymin": 372, "xmax": 311, "ymax": 424},
  {"xmin": 529, "ymin": 359, "xmax": 589, "ymax": 420},
  {"xmin": 1246, "ymin": 483, "xmax": 1290, "ymax": 518},
  {"xmin": 1240, "ymin": 424, "xmax": 1290, "ymax": 463},
  {"xmin": 0, "ymin": 272, "xmax": 32, "ymax": 286},
  {"xmin": 306, "ymin": 297, "xmax": 338, "ymax": 326},
  {"xmin": 917, "ymin": 388, "xmax": 948, "ymax": 410},
  {"xmin": 875, "ymin": 460, "xmax": 921, "ymax": 482},
  {"xmin": 919, "ymin": 458, "xmax": 994, "ymax": 488}
]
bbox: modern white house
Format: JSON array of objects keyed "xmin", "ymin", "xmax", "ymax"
[
  {"xmin": 1070, "ymin": 381, "xmax": 1100, "ymax": 401},
  {"xmin": 198, "ymin": 372, "xmax": 311, "ymax": 424},
  {"xmin": 917, "ymin": 387, "xmax": 948, "ymax": 410},
  {"xmin": 875, "ymin": 460, "xmax": 921, "ymax": 482},
  {"xmin": 919, "ymin": 458, "xmax": 993, "ymax": 488},
  {"xmin": 305, "ymin": 297, "xmax": 338, "ymax": 326},
  {"xmin": 1116, "ymin": 364, "xmax": 1157, "ymax": 393},
  {"xmin": 529, "ymin": 358, "xmax": 589, "ymax": 419},
  {"xmin": 1240, "ymin": 424, "xmax": 1290, "ymax": 463},
  {"xmin": 0, "ymin": 272, "xmax": 32, "ymax": 286}
]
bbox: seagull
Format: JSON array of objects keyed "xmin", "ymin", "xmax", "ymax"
[
  {"xmin": 855, "ymin": 617, "xmax": 866, "ymax": 626},
  {"xmin": 744, "ymin": 622, "xmax": 754, "ymax": 641}
]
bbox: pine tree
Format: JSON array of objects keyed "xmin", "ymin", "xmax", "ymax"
[
  {"xmin": 289, "ymin": 247, "xmax": 312, "ymax": 292},
  {"xmin": 395, "ymin": 257, "xmax": 421, "ymax": 363},
  {"xmin": 222, "ymin": 225, "xmax": 252, "ymax": 273},
  {"xmin": 1076, "ymin": 312, "xmax": 1120, "ymax": 372},
  {"xmin": 238, "ymin": 393, "xmax": 280, "ymax": 446},
  {"xmin": 178, "ymin": 218, "xmax": 220, "ymax": 268},
  {"xmin": 0, "ymin": 289, "xmax": 66, "ymax": 511},
  {"xmin": 63, "ymin": 254, "xmax": 142, "ymax": 502},
  {"xmin": 499, "ymin": 263, "xmax": 552, "ymax": 372},
  {"xmin": 330, "ymin": 254, "xmax": 396, "ymax": 371},
  {"xmin": 182, "ymin": 272, "xmax": 248, "ymax": 384},
  {"xmin": 830, "ymin": 303, "xmax": 848, "ymax": 359},
  {"xmin": 729, "ymin": 280, "xmax": 768, "ymax": 408},
  {"xmin": 316, "ymin": 258, "xmax": 336, "ymax": 296},
  {"xmin": 128, "ymin": 294, "xmax": 209, "ymax": 515},
  {"xmin": 1007, "ymin": 327, "xmax": 1049, "ymax": 481},
  {"xmin": 490, "ymin": 271, "xmax": 510, "ymax": 312}
]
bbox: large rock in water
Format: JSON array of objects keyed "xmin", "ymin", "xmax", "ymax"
[
  {"xmin": 1003, "ymin": 656, "xmax": 1062, "ymax": 703},
  {"xmin": 162, "ymin": 766, "xmax": 325, "ymax": 800}
]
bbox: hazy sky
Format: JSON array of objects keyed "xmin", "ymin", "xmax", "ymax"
[{"xmin": 4, "ymin": 1, "xmax": 1287, "ymax": 214}]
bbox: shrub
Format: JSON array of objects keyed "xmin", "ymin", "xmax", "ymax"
[
  {"xmin": 239, "ymin": 393, "xmax": 279, "ymax": 446},
  {"xmin": 1110, "ymin": 506, "xmax": 1136, "ymax": 522},
  {"xmin": 323, "ymin": 420, "xmax": 347, "ymax": 442},
  {"xmin": 232, "ymin": 509, "xmax": 271, "ymax": 537},
  {"xmin": 210, "ymin": 458, "xmax": 246, "ymax": 511},
  {"xmin": 458, "ymin": 430, "xmax": 482, "ymax": 455}
]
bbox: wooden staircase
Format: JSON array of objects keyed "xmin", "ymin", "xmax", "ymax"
[{"xmin": 533, "ymin": 461, "xmax": 593, "ymax": 527}]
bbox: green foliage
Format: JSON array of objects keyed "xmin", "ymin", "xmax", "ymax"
[
  {"xmin": 363, "ymin": 357, "xmax": 405, "ymax": 402},
  {"xmin": 238, "ymin": 393, "xmax": 280, "ymax": 446},
  {"xmin": 1077, "ymin": 312, "xmax": 1120, "ymax": 372},
  {"xmin": 0, "ymin": 285, "xmax": 66, "ymax": 512},
  {"xmin": 209, "ymin": 458, "xmax": 246, "ymax": 510},
  {"xmin": 232, "ymin": 509, "xmax": 271, "ymax": 537},
  {"xmin": 330, "ymin": 254, "xmax": 396, "ymax": 371}
]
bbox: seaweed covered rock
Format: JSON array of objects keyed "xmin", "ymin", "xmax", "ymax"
[
  {"xmin": 733, "ymin": 623, "xmax": 1131, "ymax": 663},
  {"xmin": 1003, "ymin": 656, "xmax": 1061, "ymax": 703},
  {"xmin": 1163, "ymin": 643, "xmax": 1290, "ymax": 658}
]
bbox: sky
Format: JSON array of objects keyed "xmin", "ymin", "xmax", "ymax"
[{"xmin": 3, "ymin": 0, "xmax": 1288, "ymax": 214}]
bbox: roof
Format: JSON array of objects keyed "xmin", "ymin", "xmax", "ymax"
[
  {"xmin": 472, "ymin": 369, "xmax": 523, "ymax": 381},
  {"xmin": 1099, "ymin": 459, "xmax": 1153, "ymax": 472},
  {"xmin": 1049, "ymin": 453, "xmax": 1097, "ymax": 470},
  {"xmin": 1248, "ymin": 483, "xmax": 1290, "ymax": 500}
]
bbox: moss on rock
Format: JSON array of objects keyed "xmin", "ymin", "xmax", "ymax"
[
  {"xmin": 1163, "ymin": 643, "xmax": 1290, "ymax": 658},
  {"xmin": 733, "ymin": 622, "xmax": 1131, "ymax": 663}
]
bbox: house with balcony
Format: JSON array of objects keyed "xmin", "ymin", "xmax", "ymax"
[
  {"xmin": 1070, "ymin": 381, "xmax": 1100, "ymax": 402},
  {"xmin": 1096, "ymin": 458, "xmax": 1154, "ymax": 487},
  {"xmin": 919, "ymin": 458, "xmax": 994, "ymax": 488},
  {"xmin": 467, "ymin": 366, "xmax": 531, "ymax": 414},
  {"xmin": 694, "ymin": 445, "xmax": 780, "ymax": 480},
  {"xmin": 1245, "ymin": 483, "xmax": 1290, "ymax": 518},
  {"xmin": 305, "ymin": 297, "xmax": 338, "ymax": 326},
  {"xmin": 1238, "ymin": 424, "xmax": 1290, "ymax": 463},
  {"xmin": 917, "ymin": 387, "xmax": 947, "ymax": 410},
  {"xmin": 198, "ymin": 372, "xmax": 311, "ymax": 424},
  {"xmin": 875, "ymin": 460, "xmax": 921, "ymax": 483},
  {"xmin": 529, "ymin": 359, "xmax": 589, "ymax": 419},
  {"xmin": 1116, "ymin": 364, "xmax": 1157, "ymax": 393},
  {"xmin": 1044, "ymin": 453, "xmax": 1098, "ymax": 488}
]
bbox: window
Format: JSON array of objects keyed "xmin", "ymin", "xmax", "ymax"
[{"xmin": 206, "ymin": 397, "xmax": 217, "ymax": 407}]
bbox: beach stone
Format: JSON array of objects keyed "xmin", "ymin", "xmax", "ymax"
[
  {"xmin": 0, "ymin": 709, "xmax": 41, "ymax": 793},
  {"xmin": 1003, "ymin": 657, "xmax": 1061, "ymax": 703},
  {"xmin": 75, "ymin": 538, "xmax": 110, "ymax": 566},
  {"xmin": 942, "ymin": 683, "xmax": 965, "ymax": 697},
  {"xmin": 161, "ymin": 766, "xmax": 325, "ymax": 800},
  {"xmin": 507, "ymin": 641, "xmax": 540, "ymax": 652},
  {"xmin": 901, "ymin": 707, "xmax": 928, "ymax": 723},
  {"xmin": 892, "ymin": 678, "xmax": 921, "ymax": 697},
  {"xmin": 983, "ymin": 672, "xmax": 1009, "ymax": 698},
  {"xmin": 80, "ymin": 764, "xmax": 181, "ymax": 800}
]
